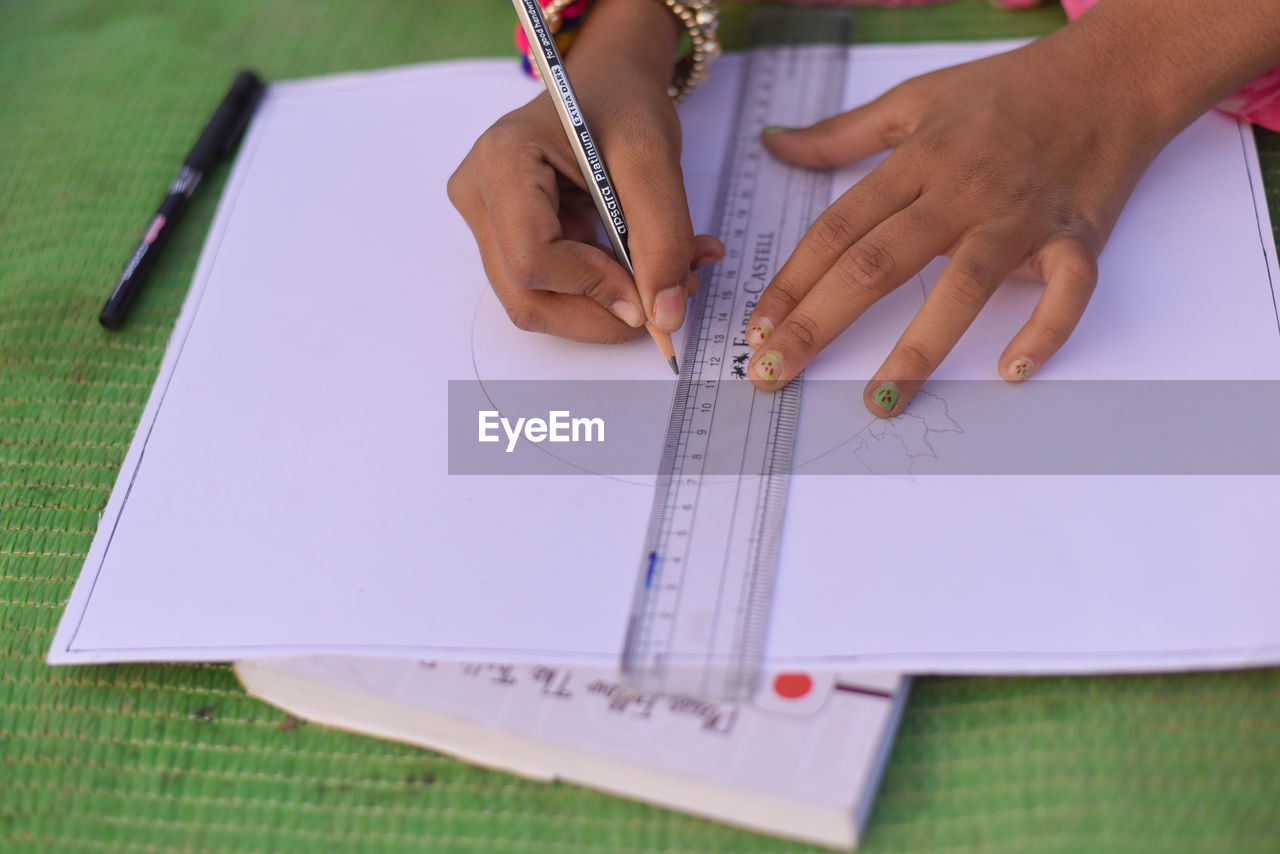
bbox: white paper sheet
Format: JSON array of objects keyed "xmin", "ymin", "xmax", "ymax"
[{"xmin": 50, "ymin": 43, "xmax": 1280, "ymax": 672}]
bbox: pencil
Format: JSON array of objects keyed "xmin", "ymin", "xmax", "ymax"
[
  {"xmin": 648, "ymin": 328, "xmax": 679, "ymax": 376},
  {"xmin": 510, "ymin": 0, "xmax": 680, "ymax": 375}
]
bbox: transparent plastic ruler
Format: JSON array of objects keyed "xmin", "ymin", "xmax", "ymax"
[{"xmin": 622, "ymin": 13, "xmax": 851, "ymax": 701}]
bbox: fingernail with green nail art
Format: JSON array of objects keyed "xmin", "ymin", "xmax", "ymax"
[
  {"xmin": 1007, "ymin": 357, "xmax": 1034, "ymax": 381},
  {"xmin": 762, "ymin": 125, "xmax": 791, "ymax": 135},
  {"xmin": 755, "ymin": 351, "xmax": 783, "ymax": 382},
  {"xmin": 872, "ymin": 382, "xmax": 899, "ymax": 412}
]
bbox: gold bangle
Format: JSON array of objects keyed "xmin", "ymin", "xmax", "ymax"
[
  {"xmin": 654, "ymin": 0, "xmax": 721, "ymax": 102},
  {"xmin": 536, "ymin": 0, "xmax": 721, "ymax": 102}
]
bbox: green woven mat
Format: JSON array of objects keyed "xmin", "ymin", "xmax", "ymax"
[{"xmin": 3, "ymin": 2, "xmax": 1279, "ymax": 852}]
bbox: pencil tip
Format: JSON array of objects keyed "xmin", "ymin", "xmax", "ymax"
[{"xmin": 668, "ymin": 356, "xmax": 679, "ymax": 376}]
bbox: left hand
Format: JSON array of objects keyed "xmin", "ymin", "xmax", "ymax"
[{"xmin": 742, "ymin": 31, "xmax": 1170, "ymax": 416}]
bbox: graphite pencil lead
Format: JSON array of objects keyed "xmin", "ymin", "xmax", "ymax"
[{"xmin": 668, "ymin": 356, "xmax": 679, "ymax": 376}]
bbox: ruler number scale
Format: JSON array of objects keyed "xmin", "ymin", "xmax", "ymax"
[{"xmin": 623, "ymin": 13, "xmax": 851, "ymax": 701}]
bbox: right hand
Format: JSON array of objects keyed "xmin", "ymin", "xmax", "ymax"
[{"xmin": 447, "ymin": 3, "xmax": 723, "ymax": 343}]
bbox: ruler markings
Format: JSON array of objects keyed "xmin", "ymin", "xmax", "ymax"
[{"xmin": 624, "ymin": 15, "xmax": 850, "ymax": 700}]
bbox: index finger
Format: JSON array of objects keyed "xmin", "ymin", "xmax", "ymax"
[
  {"xmin": 748, "ymin": 201, "xmax": 953, "ymax": 388},
  {"xmin": 745, "ymin": 158, "xmax": 920, "ymax": 348},
  {"xmin": 483, "ymin": 153, "xmax": 648, "ymax": 328}
]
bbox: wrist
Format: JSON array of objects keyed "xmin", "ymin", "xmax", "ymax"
[
  {"xmin": 1042, "ymin": 0, "xmax": 1280, "ymax": 143},
  {"xmin": 567, "ymin": 0, "xmax": 683, "ymax": 90}
]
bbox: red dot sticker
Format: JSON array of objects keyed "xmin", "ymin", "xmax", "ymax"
[{"xmin": 773, "ymin": 672, "xmax": 813, "ymax": 700}]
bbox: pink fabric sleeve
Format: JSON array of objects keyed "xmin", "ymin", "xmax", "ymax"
[{"xmin": 1061, "ymin": 0, "xmax": 1280, "ymax": 131}]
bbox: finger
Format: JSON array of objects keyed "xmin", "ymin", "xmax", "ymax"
[
  {"xmin": 684, "ymin": 234, "xmax": 725, "ymax": 299},
  {"xmin": 760, "ymin": 89, "xmax": 918, "ymax": 170},
  {"xmin": 998, "ymin": 236, "xmax": 1098, "ymax": 382},
  {"xmin": 692, "ymin": 233, "xmax": 725, "ymax": 271},
  {"xmin": 865, "ymin": 227, "xmax": 1030, "ymax": 417},
  {"xmin": 560, "ymin": 209, "xmax": 718, "ymax": 298},
  {"xmin": 470, "ymin": 207, "xmax": 644, "ymax": 344},
  {"xmin": 748, "ymin": 201, "xmax": 954, "ymax": 389},
  {"xmin": 746, "ymin": 158, "xmax": 920, "ymax": 348},
  {"xmin": 483, "ymin": 158, "xmax": 648, "ymax": 329},
  {"xmin": 609, "ymin": 135, "xmax": 700, "ymax": 333},
  {"xmin": 558, "ymin": 220, "xmax": 715, "ymax": 306},
  {"xmin": 510, "ymin": 291, "xmax": 649, "ymax": 344}
]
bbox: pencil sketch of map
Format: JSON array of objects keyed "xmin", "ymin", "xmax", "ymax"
[{"xmin": 850, "ymin": 389, "xmax": 964, "ymax": 474}]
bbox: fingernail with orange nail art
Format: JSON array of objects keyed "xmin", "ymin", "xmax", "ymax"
[
  {"xmin": 872, "ymin": 382, "xmax": 899, "ymax": 413},
  {"xmin": 746, "ymin": 318, "xmax": 773, "ymax": 348},
  {"xmin": 754, "ymin": 351, "xmax": 783, "ymax": 382},
  {"xmin": 1007, "ymin": 357, "xmax": 1034, "ymax": 381}
]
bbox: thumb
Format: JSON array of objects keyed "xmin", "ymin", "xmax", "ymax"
[{"xmin": 760, "ymin": 92, "xmax": 914, "ymax": 170}]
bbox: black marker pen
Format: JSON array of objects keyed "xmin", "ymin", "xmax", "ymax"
[{"xmin": 99, "ymin": 70, "xmax": 265, "ymax": 329}]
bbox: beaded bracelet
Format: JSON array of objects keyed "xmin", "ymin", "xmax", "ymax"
[
  {"xmin": 655, "ymin": 0, "xmax": 720, "ymax": 102},
  {"xmin": 514, "ymin": 0, "xmax": 721, "ymax": 102}
]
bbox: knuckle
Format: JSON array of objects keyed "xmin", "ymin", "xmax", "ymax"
[
  {"xmin": 894, "ymin": 341, "xmax": 934, "ymax": 379},
  {"xmin": 872, "ymin": 101, "xmax": 917, "ymax": 148},
  {"xmin": 469, "ymin": 129, "xmax": 505, "ymax": 165},
  {"xmin": 1059, "ymin": 254, "xmax": 1099, "ymax": 293},
  {"xmin": 1049, "ymin": 210, "xmax": 1103, "ymax": 247},
  {"xmin": 835, "ymin": 240, "xmax": 894, "ymax": 295},
  {"xmin": 782, "ymin": 312, "xmax": 821, "ymax": 352},
  {"xmin": 475, "ymin": 117, "xmax": 551, "ymax": 178},
  {"xmin": 944, "ymin": 256, "xmax": 994, "ymax": 307},
  {"xmin": 479, "ymin": 115, "xmax": 522, "ymax": 151},
  {"xmin": 576, "ymin": 272, "xmax": 611, "ymax": 301},
  {"xmin": 880, "ymin": 113, "xmax": 914, "ymax": 148},
  {"xmin": 879, "ymin": 82, "xmax": 925, "ymax": 128},
  {"xmin": 1037, "ymin": 235, "xmax": 1099, "ymax": 293},
  {"xmin": 1035, "ymin": 319, "xmax": 1077, "ymax": 350},
  {"xmin": 447, "ymin": 158, "xmax": 488, "ymax": 216},
  {"xmin": 763, "ymin": 277, "xmax": 805, "ymax": 312},
  {"xmin": 810, "ymin": 210, "xmax": 860, "ymax": 256},
  {"xmin": 504, "ymin": 302, "xmax": 547, "ymax": 335},
  {"xmin": 505, "ymin": 254, "xmax": 549, "ymax": 292},
  {"xmin": 445, "ymin": 166, "xmax": 467, "ymax": 210},
  {"xmin": 888, "ymin": 74, "xmax": 934, "ymax": 104}
]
